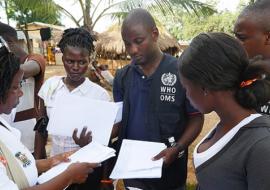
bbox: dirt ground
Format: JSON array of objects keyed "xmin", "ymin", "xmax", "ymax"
[{"xmin": 44, "ymin": 65, "xmax": 220, "ymax": 187}]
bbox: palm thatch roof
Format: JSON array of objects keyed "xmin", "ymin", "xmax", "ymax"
[{"xmin": 96, "ymin": 23, "xmax": 181, "ymax": 59}]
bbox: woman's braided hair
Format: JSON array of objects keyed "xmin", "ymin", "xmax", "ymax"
[
  {"xmin": 0, "ymin": 43, "xmax": 20, "ymax": 103},
  {"xmin": 58, "ymin": 28, "xmax": 95, "ymax": 55}
]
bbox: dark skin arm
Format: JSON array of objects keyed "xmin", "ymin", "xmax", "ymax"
[
  {"xmin": 35, "ymin": 151, "xmax": 74, "ymax": 173},
  {"xmin": 72, "ymin": 127, "xmax": 92, "ymax": 147},
  {"xmin": 99, "ymin": 123, "xmax": 122, "ymax": 190},
  {"xmin": 33, "ymin": 99, "xmax": 48, "ymax": 159},
  {"xmin": 21, "ymin": 60, "xmax": 41, "ymax": 79},
  {"xmin": 23, "ymin": 162, "xmax": 99, "ymax": 190},
  {"xmin": 153, "ymin": 114, "xmax": 204, "ymax": 166},
  {"xmin": 110, "ymin": 122, "xmax": 121, "ymax": 139}
]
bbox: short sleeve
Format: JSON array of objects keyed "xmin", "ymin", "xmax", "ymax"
[
  {"xmin": 38, "ymin": 76, "xmax": 62, "ymax": 105},
  {"xmin": 100, "ymin": 90, "xmax": 111, "ymax": 102},
  {"xmin": 0, "ymin": 163, "xmax": 19, "ymax": 190},
  {"xmin": 38, "ymin": 79, "xmax": 48, "ymax": 101},
  {"xmin": 27, "ymin": 54, "xmax": 46, "ymax": 78},
  {"xmin": 246, "ymin": 135, "xmax": 270, "ymax": 190},
  {"xmin": 27, "ymin": 54, "xmax": 46, "ymax": 92},
  {"xmin": 113, "ymin": 70, "xmax": 124, "ymax": 102}
]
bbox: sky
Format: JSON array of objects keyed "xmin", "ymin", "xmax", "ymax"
[
  {"xmin": 0, "ymin": 0, "xmax": 241, "ymax": 32},
  {"xmin": 216, "ymin": 0, "xmax": 240, "ymax": 12},
  {"xmin": 55, "ymin": 0, "xmax": 242, "ymax": 32}
]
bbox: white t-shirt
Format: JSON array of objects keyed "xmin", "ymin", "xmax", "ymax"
[
  {"xmin": 38, "ymin": 76, "xmax": 111, "ymax": 155},
  {"xmin": 13, "ymin": 77, "xmax": 36, "ymax": 152},
  {"xmin": 0, "ymin": 116, "xmax": 38, "ymax": 189}
]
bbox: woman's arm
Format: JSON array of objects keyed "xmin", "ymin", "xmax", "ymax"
[
  {"xmin": 246, "ymin": 135, "xmax": 270, "ymax": 190},
  {"xmin": 24, "ymin": 162, "xmax": 99, "ymax": 190},
  {"xmin": 33, "ymin": 99, "xmax": 48, "ymax": 159},
  {"xmin": 35, "ymin": 151, "xmax": 74, "ymax": 173}
]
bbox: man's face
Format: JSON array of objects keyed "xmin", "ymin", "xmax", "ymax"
[
  {"xmin": 121, "ymin": 23, "xmax": 158, "ymax": 65},
  {"xmin": 234, "ymin": 15, "xmax": 269, "ymax": 58}
]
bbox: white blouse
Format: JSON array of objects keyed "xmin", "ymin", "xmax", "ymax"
[
  {"xmin": 193, "ymin": 113, "xmax": 261, "ymax": 168},
  {"xmin": 0, "ymin": 116, "xmax": 38, "ymax": 189},
  {"xmin": 38, "ymin": 76, "xmax": 111, "ymax": 156}
]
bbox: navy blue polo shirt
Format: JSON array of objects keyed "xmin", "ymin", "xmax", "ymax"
[
  {"xmin": 114, "ymin": 63, "xmax": 151, "ymax": 140},
  {"xmin": 113, "ymin": 54, "xmax": 199, "ymax": 141},
  {"xmin": 126, "ymin": 64, "xmax": 151, "ymax": 140}
]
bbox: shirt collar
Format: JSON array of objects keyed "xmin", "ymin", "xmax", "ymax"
[{"xmin": 58, "ymin": 77, "xmax": 91, "ymax": 95}]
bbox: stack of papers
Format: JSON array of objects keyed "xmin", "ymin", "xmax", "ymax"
[
  {"xmin": 47, "ymin": 94, "xmax": 123, "ymax": 146},
  {"xmin": 38, "ymin": 142, "xmax": 116, "ymax": 184},
  {"xmin": 110, "ymin": 139, "xmax": 166, "ymax": 179}
]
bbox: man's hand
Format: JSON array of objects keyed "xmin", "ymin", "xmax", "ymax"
[
  {"xmin": 152, "ymin": 147, "xmax": 179, "ymax": 167},
  {"xmin": 72, "ymin": 127, "xmax": 92, "ymax": 147}
]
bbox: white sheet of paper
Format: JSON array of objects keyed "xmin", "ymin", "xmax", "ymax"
[
  {"xmin": 47, "ymin": 94, "xmax": 119, "ymax": 145},
  {"xmin": 114, "ymin": 102, "xmax": 123, "ymax": 124},
  {"xmin": 110, "ymin": 139, "xmax": 166, "ymax": 179},
  {"xmin": 16, "ymin": 77, "xmax": 35, "ymax": 112},
  {"xmin": 13, "ymin": 118, "xmax": 36, "ymax": 152},
  {"xmin": 38, "ymin": 142, "xmax": 116, "ymax": 184}
]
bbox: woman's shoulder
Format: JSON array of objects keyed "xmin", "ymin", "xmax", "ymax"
[
  {"xmin": 43, "ymin": 76, "xmax": 63, "ymax": 85},
  {"xmin": 84, "ymin": 78, "xmax": 111, "ymax": 100},
  {"xmin": 240, "ymin": 115, "xmax": 270, "ymax": 144}
]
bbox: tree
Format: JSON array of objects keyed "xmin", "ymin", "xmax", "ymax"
[
  {"xmin": 178, "ymin": 11, "xmax": 237, "ymax": 40},
  {"xmin": 3, "ymin": 0, "xmax": 60, "ymax": 53},
  {"xmin": 55, "ymin": 0, "xmax": 215, "ymax": 33}
]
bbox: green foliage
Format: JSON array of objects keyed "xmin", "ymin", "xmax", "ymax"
[
  {"xmin": 54, "ymin": 0, "xmax": 215, "ymax": 33},
  {"xmin": 181, "ymin": 11, "xmax": 237, "ymax": 40},
  {"xmin": 113, "ymin": 0, "xmax": 216, "ymax": 21},
  {"xmin": 157, "ymin": 10, "xmax": 238, "ymax": 41},
  {"xmin": 6, "ymin": 0, "xmax": 61, "ymax": 25}
]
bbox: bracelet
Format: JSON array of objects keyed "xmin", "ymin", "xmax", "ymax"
[
  {"xmin": 172, "ymin": 143, "xmax": 184, "ymax": 152},
  {"xmin": 100, "ymin": 179, "xmax": 113, "ymax": 184},
  {"xmin": 172, "ymin": 143, "xmax": 185, "ymax": 158}
]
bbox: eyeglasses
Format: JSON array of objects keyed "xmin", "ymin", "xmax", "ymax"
[{"xmin": 0, "ymin": 36, "xmax": 11, "ymax": 52}]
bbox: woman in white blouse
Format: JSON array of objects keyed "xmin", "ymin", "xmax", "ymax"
[{"xmin": 0, "ymin": 37, "xmax": 98, "ymax": 190}]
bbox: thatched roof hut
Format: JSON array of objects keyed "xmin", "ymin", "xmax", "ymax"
[{"xmin": 96, "ymin": 24, "xmax": 181, "ymax": 59}]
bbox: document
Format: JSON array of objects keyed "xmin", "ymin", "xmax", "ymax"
[
  {"xmin": 114, "ymin": 102, "xmax": 123, "ymax": 124},
  {"xmin": 38, "ymin": 142, "xmax": 116, "ymax": 184},
  {"xmin": 47, "ymin": 94, "xmax": 121, "ymax": 145},
  {"xmin": 110, "ymin": 139, "xmax": 167, "ymax": 179}
]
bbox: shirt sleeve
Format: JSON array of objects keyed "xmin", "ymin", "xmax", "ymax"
[
  {"xmin": 27, "ymin": 54, "xmax": 46, "ymax": 78},
  {"xmin": 38, "ymin": 77, "xmax": 53, "ymax": 105},
  {"xmin": 113, "ymin": 70, "xmax": 124, "ymax": 102},
  {"xmin": 0, "ymin": 163, "xmax": 19, "ymax": 190},
  {"xmin": 100, "ymin": 90, "xmax": 111, "ymax": 102},
  {"xmin": 246, "ymin": 135, "xmax": 270, "ymax": 190},
  {"xmin": 38, "ymin": 76, "xmax": 60, "ymax": 105}
]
